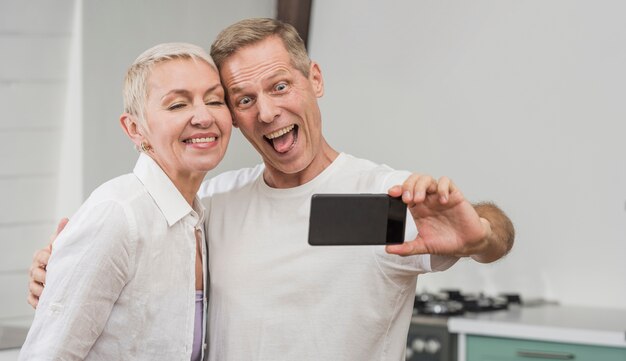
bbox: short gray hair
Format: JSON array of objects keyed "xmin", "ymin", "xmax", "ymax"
[
  {"xmin": 123, "ymin": 43, "xmax": 216, "ymax": 126},
  {"xmin": 210, "ymin": 18, "xmax": 310, "ymax": 77}
]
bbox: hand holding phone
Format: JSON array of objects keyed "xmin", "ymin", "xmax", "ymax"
[{"xmin": 308, "ymin": 194, "xmax": 406, "ymax": 246}]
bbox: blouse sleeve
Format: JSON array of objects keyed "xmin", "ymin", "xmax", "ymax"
[{"xmin": 20, "ymin": 200, "xmax": 135, "ymax": 360}]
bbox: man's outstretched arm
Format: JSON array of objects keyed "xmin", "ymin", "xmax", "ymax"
[{"xmin": 471, "ymin": 202, "xmax": 514, "ymax": 263}]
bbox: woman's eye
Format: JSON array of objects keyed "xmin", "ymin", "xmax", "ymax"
[
  {"xmin": 206, "ymin": 100, "xmax": 224, "ymax": 106},
  {"xmin": 168, "ymin": 103, "xmax": 186, "ymax": 110}
]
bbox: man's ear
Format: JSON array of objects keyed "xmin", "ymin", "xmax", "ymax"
[
  {"xmin": 309, "ymin": 61, "xmax": 324, "ymax": 98},
  {"xmin": 119, "ymin": 113, "xmax": 144, "ymax": 148}
]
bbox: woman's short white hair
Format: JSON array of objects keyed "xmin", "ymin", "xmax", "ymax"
[{"xmin": 123, "ymin": 42, "xmax": 217, "ymax": 127}]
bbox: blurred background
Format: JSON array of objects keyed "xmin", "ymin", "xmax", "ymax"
[{"xmin": 1, "ymin": 0, "xmax": 624, "ymax": 335}]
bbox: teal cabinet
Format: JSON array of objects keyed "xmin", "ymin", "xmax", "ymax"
[{"xmin": 467, "ymin": 335, "xmax": 626, "ymax": 361}]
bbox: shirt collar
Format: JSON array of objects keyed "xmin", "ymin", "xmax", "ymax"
[{"xmin": 133, "ymin": 153, "xmax": 204, "ymax": 227}]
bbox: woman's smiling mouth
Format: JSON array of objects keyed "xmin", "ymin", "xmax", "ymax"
[{"xmin": 183, "ymin": 136, "xmax": 216, "ymax": 144}]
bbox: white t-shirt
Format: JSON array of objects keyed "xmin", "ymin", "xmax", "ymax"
[
  {"xmin": 21, "ymin": 154, "xmax": 207, "ymax": 361},
  {"xmin": 199, "ymin": 153, "xmax": 456, "ymax": 361}
]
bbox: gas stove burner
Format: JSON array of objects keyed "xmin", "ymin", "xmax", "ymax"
[
  {"xmin": 500, "ymin": 293, "xmax": 522, "ymax": 305},
  {"xmin": 462, "ymin": 294, "xmax": 508, "ymax": 312},
  {"xmin": 413, "ymin": 292, "xmax": 465, "ymax": 316},
  {"xmin": 422, "ymin": 300, "xmax": 464, "ymax": 316},
  {"xmin": 413, "ymin": 289, "xmax": 522, "ymax": 316},
  {"xmin": 413, "ymin": 292, "xmax": 439, "ymax": 309},
  {"xmin": 440, "ymin": 289, "xmax": 464, "ymax": 301}
]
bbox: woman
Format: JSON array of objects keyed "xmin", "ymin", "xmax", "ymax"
[{"xmin": 19, "ymin": 43, "xmax": 231, "ymax": 360}]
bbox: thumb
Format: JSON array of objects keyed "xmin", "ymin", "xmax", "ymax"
[
  {"xmin": 48, "ymin": 217, "xmax": 69, "ymax": 251},
  {"xmin": 385, "ymin": 239, "xmax": 429, "ymax": 256},
  {"xmin": 387, "ymin": 185, "xmax": 403, "ymax": 198}
]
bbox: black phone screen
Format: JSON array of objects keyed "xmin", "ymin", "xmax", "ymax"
[{"xmin": 308, "ymin": 194, "xmax": 406, "ymax": 246}]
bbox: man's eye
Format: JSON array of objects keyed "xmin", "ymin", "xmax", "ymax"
[
  {"xmin": 238, "ymin": 96, "xmax": 252, "ymax": 106},
  {"xmin": 275, "ymin": 83, "xmax": 288, "ymax": 92}
]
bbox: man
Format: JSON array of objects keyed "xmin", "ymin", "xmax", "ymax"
[{"xmin": 29, "ymin": 18, "xmax": 514, "ymax": 360}]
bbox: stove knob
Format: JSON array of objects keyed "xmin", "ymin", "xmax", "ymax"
[
  {"xmin": 411, "ymin": 338, "xmax": 425, "ymax": 353},
  {"xmin": 405, "ymin": 348, "xmax": 414, "ymax": 359},
  {"xmin": 425, "ymin": 339, "xmax": 441, "ymax": 354}
]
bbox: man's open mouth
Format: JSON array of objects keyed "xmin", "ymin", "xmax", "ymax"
[{"xmin": 264, "ymin": 125, "xmax": 298, "ymax": 153}]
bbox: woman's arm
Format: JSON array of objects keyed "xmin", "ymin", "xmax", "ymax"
[{"xmin": 20, "ymin": 201, "xmax": 133, "ymax": 360}]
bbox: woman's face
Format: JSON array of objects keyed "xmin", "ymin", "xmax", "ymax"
[{"xmin": 140, "ymin": 58, "xmax": 232, "ymax": 181}]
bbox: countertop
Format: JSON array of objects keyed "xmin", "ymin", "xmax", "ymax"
[
  {"xmin": 448, "ymin": 304, "xmax": 626, "ymax": 348},
  {"xmin": 0, "ymin": 349, "xmax": 19, "ymax": 361},
  {"xmin": 0, "ymin": 316, "xmax": 32, "ymax": 360}
]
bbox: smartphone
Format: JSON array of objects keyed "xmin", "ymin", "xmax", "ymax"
[{"xmin": 308, "ymin": 194, "xmax": 407, "ymax": 246}]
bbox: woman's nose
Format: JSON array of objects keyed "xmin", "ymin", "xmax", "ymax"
[{"xmin": 191, "ymin": 104, "xmax": 214, "ymax": 127}]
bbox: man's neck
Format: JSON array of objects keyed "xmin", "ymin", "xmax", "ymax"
[{"xmin": 263, "ymin": 143, "xmax": 339, "ymax": 189}]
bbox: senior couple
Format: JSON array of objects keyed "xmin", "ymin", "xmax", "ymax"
[{"xmin": 21, "ymin": 18, "xmax": 514, "ymax": 361}]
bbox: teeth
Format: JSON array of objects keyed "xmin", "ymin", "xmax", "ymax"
[
  {"xmin": 266, "ymin": 125, "xmax": 295, "ymax": 140},
  {"xmin": 184, "ymin": 137, "xmax": 216, "ymax": 144}
]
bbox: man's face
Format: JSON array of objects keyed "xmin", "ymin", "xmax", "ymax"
[{"xmin": 219, "ymin": 36, "xmax": 327, "ymax": 185}]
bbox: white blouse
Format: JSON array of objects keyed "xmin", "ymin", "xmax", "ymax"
[{"xmin": 20, "ymin": 153, "xmax": 207, "ymax": 361}]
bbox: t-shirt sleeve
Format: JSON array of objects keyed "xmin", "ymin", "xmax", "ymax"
[{"xmin": 20, "ymin": 200, "xmax": 134, "ymax": 360}]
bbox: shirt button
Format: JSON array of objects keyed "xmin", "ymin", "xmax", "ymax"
[{"xmin": 203, "ymin": 343, "xmax": 207, "ymax": 350}]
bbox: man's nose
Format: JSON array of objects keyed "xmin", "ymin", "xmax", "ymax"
[{"xmin": 256, "ymin": 94, "xmax": 280, "ymax": 124}]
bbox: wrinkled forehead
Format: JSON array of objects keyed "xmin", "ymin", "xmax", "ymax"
[{"xmin": 219, "ymin": 37, "xmax": 293, "ymax": 85}]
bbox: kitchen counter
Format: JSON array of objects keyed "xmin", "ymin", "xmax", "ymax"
[
  {"xmin": 0, "ymin": 316, "xmax": 32, "ymax": 361},
  {"xmin": 448, "ymin": 304, "xmax": 626, "ymax": 348},
  {"xmin": 0, "ymin": 349, "xmax": 19, "ymax": 361}
]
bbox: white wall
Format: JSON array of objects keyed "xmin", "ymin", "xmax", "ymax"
[
  {"xmin": 81, "ymin": 0, "xmax": 271, "ymax": 195},
  {"xmin": 308, "ymin": 0, "xmax": 626, "ymax": 309},
  {"xmin": 0, "ymin": 0, "xmax": 274, "ymax": 321},
  {"xmin": 3, "ymin": 0, "xmax": 624, "ymax": 321},
  {"xmin": 0, "ymin": 0, "xmax": 74, "ymax": 320}
]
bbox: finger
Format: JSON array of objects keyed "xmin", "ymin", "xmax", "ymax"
[
  {"xmin": 444, "ymin": 178, "xmax": 464, "ymax": 204},
  {"xmin": 387, "ymin": 185, "xmax": 403, "ymax": 198},
  {"xmin": 33, "ymin": 248, "xmax": 51, "ymax": 269},
  {"xmin": 28, "ymin": 280, "xmax": 44, "ymax": 299},
  {"xmin": 412, "ymin": 176, "xmax": 437, "ymax": 204},
  {"xmin": 437, "ymin": 176, "xmax": 451, "ymax": 204},
  {"xmin": 49, "ymin": 217, "xmax": 69, "ymax": 251},
  {"xmin": 27, "ymin": 293, "xmax": 39, "ymax": 309},
  {"xmin": 448, "ymin": 179, "xmax": 459, "ymax": 195},
  {"xmin": 31, "ymin": 267, "xmax": 47, "ymax": 285},
  {"xmin": 385, "ymin": 239, "xmax": 429, "ymax": 256},
  {"xmin": 400, "ymin": 174, "xmax": 421, "ymax": 204}
]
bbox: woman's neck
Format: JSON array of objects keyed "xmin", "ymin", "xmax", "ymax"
[{"xmin": 171, "ymin": 174, "xmax": 205, "ymax": 206}]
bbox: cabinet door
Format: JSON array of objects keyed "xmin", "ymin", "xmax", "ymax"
[
  {"xmin": 467, "ymin": 335, "xmax": 626, "ymax": 361},
  {"xmin": 0, "ymin": 349, "xmax": 20, "ymax": 361}
]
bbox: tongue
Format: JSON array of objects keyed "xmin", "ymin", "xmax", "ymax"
[{"xmin": 271, "ymin": 130, "xmax": 295, "ymax": 153}]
